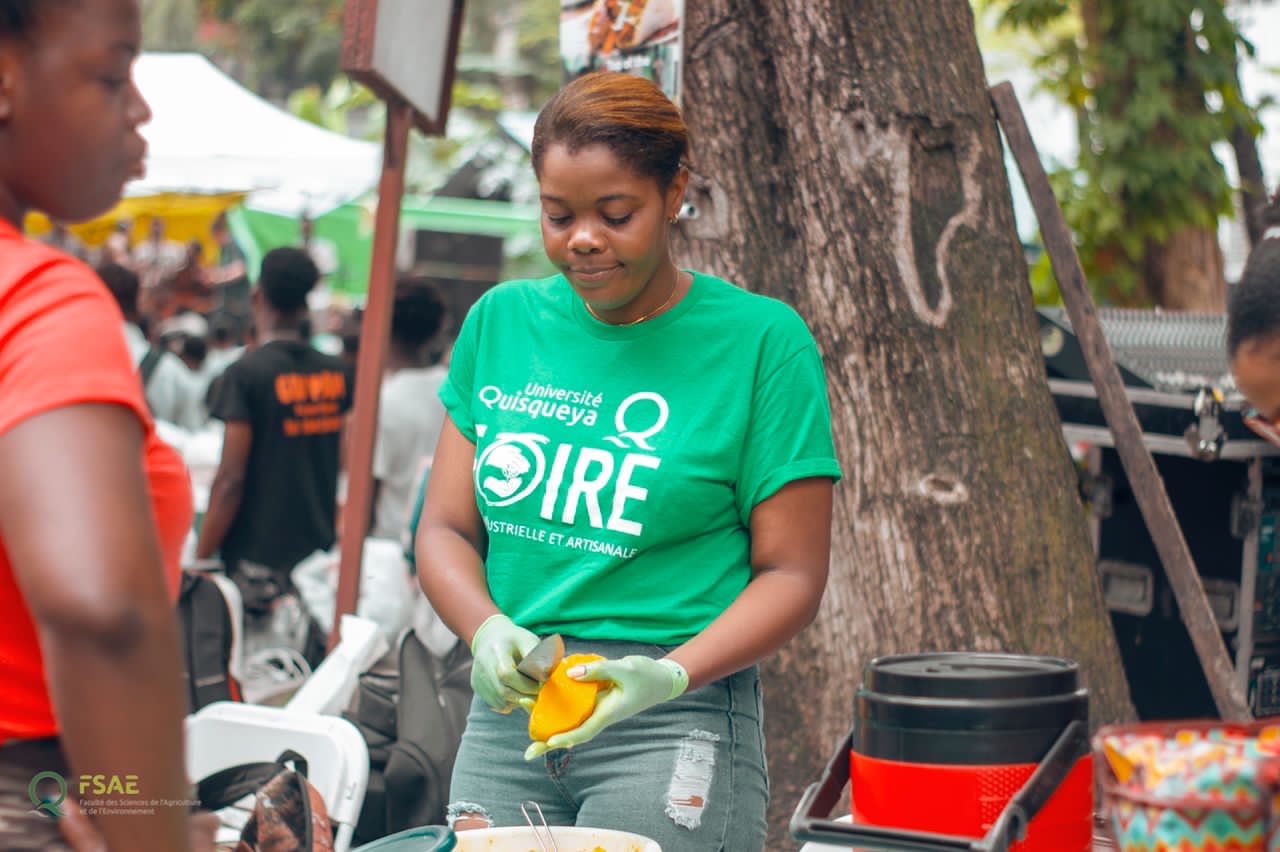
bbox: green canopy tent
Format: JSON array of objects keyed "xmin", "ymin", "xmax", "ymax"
[{"xmin": 230, "ymin": 194, "xmax": 547, "ymax": 300}]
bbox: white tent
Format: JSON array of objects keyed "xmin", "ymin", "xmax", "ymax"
[{"xmin": 128, "ymin": 53, "xmax": 381, "ymax": 217}]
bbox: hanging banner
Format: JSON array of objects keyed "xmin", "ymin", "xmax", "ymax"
[{"xmin": 560, "ymin": 0, "xmax": 685, "ymax": 105}]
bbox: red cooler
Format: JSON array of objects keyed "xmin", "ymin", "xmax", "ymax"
[{"xmin": 791, "ymin": 652, "xmax": 1093, "ymax": 851}]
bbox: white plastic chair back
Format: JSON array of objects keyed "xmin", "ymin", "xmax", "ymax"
[
  {"xmin": 187, "ymin": 701, "xmax": 369, "ymax": 852},
  {"xmin": 287, "ymin": 614, "xmax": 387, "ymax": 715}
]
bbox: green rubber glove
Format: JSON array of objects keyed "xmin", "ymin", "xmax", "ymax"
[
  {"xmin": 469, "ymin": 613, "xmax": 541, "ymax": 714},
  {"xmin": 524, "ymin": 655, "xmax": 689, "ymax": 760}
]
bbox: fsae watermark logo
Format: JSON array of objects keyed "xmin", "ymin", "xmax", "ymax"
[
  {"xmin": 79, "ymin": 773, "xmax": 141, "ymax": 796},
  {"xmin": 28, "ymin": 771, "xmax": 141, "ymax": 819}
]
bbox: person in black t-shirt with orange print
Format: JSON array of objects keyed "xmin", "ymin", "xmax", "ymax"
[{"xmin": 197, "ymin": 247, "xmax": 353, "ymax": 602}]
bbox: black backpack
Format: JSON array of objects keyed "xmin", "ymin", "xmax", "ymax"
[
  {"xmin": 177, "ymin": 571, "xmax": 242, "ymax": 713},
  {"xmin": 346, "ymin": 629, "xmax": 472, "ymax": 843}
]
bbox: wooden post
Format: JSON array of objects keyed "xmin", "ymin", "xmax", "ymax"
[
  {"xmin": 333, "ymin": 0, "xmax": 465, "ymax": 650},
  {"xmin": 990, "ymin": 81, "xmax": 1251, "ymax": 721},
  {"xmin": 331, "ymin": 100, "xmax": 413, "ymax": 651}
]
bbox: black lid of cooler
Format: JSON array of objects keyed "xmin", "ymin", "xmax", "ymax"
[
  {"xmin": 863, "ymin": 652, "xmax": 1079, "ymax": 700},
  {"xmin": 854, "ymin": 653, "xmax": 1089, "ymax": 764}
]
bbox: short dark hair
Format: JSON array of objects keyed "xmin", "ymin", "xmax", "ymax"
[
  {"xmin": 258, "ymin": 247, "xmax": 317, "ymax": 314},
  {"xmin": 532, "ymin": 71, "xmax": 690, "ymax": 190},
  {"xmin": 391, "ymin": 278, "xmax": 446, "ymax": 348},
  {"xmin": 0, "ymin": 0, "xmax": 76, "ymax": 40},
  {"xmin": 181, "ymin": 335, "xmax": 207, "ymax": 365},
  {"xmin": 95, "ymin": 262, "xmax": 139, "ymax": 318},
  {"xmin": 1229, "ymin": 199, "xmax": 1280, "ymax": 356}
]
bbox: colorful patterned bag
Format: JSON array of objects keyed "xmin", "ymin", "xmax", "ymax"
[{"xmin": 1096, "ymin": 720, "xmax": 1280, "ymax": 851}]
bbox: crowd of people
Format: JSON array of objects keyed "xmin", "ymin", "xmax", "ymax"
[
  {"xmin": 39, "ymin": 212, "xmax": 366, "ymax": 439},
  {"xmin": 41, "ymin": 214, "xmax": 247, "ymax": 324},
  {"xmin": 87, "ymin": 240, "xmax": 451, "ymax": 674}
]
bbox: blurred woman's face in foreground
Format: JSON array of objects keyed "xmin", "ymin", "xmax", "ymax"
[{"xmin": 0, "ymin": 0, "xmax": 150, "ymax": 226}]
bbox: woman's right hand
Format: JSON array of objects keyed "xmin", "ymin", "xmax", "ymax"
[{"xmin": 469, "ymin": 614, "xmax": 542, "ymax": 713}]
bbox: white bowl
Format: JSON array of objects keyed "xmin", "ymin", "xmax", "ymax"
[{"xmin": 453, "ymin": 825, "xmax": 661, "ymax": 852}]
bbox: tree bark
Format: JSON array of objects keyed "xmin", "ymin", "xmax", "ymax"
[
  {"xmin": 1230, "ymin": 58, "xmax": 1268, "ymax": 249},
  {"xmin": 1142, "ymin": 226, "xmax": 1227, "ymax": 311},
  {"xmin": 1127, "ymin": 4, "xmax": 1226, "ymax": 310},
  {"xmin": 675, "ymin": 2, "xmax": 1134, "ymax": 846}
]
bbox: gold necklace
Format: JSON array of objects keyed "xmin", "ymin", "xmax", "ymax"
[{"xmin": 585, "ymin": 274, "xmax": 682, "ymax": 326}]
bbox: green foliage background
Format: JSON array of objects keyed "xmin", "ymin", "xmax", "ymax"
[{"xmin": 982, "ymin": 0, "xmax": 1265, "ymax": 306}]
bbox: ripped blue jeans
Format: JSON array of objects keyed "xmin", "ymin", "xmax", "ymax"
[{"xmin": 447, "ymin": 638, "xmax": 768, "ymax": 852}]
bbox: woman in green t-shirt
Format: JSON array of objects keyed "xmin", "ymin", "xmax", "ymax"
[{"xmin": 417, "ymin": 70, "xmax": 841, "ymax": 852}]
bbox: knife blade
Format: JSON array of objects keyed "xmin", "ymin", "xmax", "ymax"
[{"xmin": 515, "ymin": 633, "xmax": 565, "ymax": 683}]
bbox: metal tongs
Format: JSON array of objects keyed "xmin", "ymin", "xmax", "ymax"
[{"xmin": 521, "ymin": 800, "xmax": 561, "ymax": 852}]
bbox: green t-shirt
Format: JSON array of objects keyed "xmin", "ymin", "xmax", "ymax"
[{"xmin": 440, "ymin": 271, "xmax": 842, "ymax": 644}]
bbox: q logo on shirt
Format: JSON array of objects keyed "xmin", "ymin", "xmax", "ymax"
[
  {"xmin": 475, "ymin": 433, "xmax": 549, "ymax": 507},
  {"xmin": 604, "ymin": 392, "xmax": 669, "ymax": 451}
]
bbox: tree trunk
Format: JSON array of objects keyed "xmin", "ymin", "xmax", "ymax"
[
  {"xmin": 1124, "ymin": 3, "xmax": 1226, "ymax": 310},
  {"xmin": 1143, "ymin": 226, "xmax": 1227, "ymax": 311},
  {"xmin": 675, "ymin": 2, "xmax": 1134, "ymax": 845},
  {"xmin": 1230, "ymin": 61, "xmax": 1268, "ymax": 250}
]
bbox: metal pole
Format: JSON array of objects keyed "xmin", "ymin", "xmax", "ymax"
[{"xmin": 331, "ymin": 99, "xmax": 414, "ymax": 651}]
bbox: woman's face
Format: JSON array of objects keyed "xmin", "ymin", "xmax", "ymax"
[
  {"xmin": 538, "ymin": 142, "xmax": 687, "ymax": 314},
  {"xmin": 1233, "ymin": 334, "xmax": 1280, "ymax": 445},
  {"xmin": 0, "ymin": 0, "xmax": 150, "ymax": 226}
]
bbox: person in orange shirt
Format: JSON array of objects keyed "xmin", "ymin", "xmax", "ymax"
[{"xmin": 0, "ymin": 1, "xmax": 199, "ymax": 850}]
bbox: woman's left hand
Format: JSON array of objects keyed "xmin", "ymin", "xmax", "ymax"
[{"xmin": 524, "ymin": 655, "xmax": 688, "ymax": 760}]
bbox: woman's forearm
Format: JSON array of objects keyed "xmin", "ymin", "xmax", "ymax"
[
  {"xmin": 667, "ymin": 477, "xmax": 834, "ymax": 691},
  {"xmin": 41, "ymin": 603, "xmax": 190, "ymax": 851},
  {"xmin": 666, "ymin": 564, "xmax": 825, "ymax": 692},
  {"xmin": 195, "ymin": 474, "xmax": 242, "ymax": 559},
  {"xmin": 418, "ymin": 524, "xmax": 502, "ymax": 646}
]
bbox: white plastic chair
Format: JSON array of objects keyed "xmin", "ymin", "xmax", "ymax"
[
  {"xmin": 287, "ymin": 614, "xmax": 388, "ymax": 715},
  {"xmin": 186, "ymin": 701, "xmax": 369, "ymax": 852}
]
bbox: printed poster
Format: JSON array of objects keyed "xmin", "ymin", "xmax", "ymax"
[{"xmin": 560, "ymin": 0, "xmax": 686, "ymax": 106}]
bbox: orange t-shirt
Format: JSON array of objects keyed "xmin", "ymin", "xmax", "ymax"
[{"xmin": 0, "ymin": 219, "xmax": 193, "ymax": 746}]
